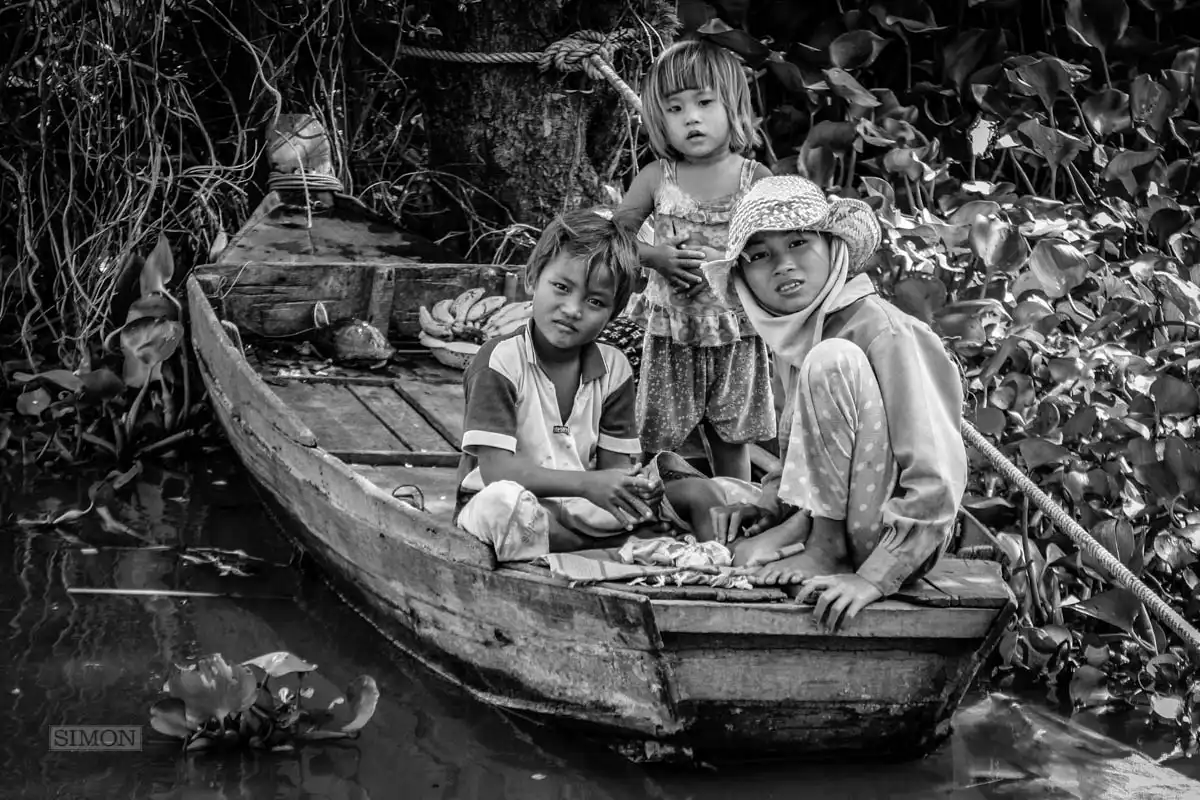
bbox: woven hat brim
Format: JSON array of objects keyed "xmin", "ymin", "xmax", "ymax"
[
  {"xmin": 707, "ymin": 196, "xmax": 881, "ymax": 309},
  {"xmin": 722, "ymin": 198, "xmax": 882, "ymax": 274}
]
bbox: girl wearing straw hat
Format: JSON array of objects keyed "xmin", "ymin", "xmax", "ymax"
[
  {"xmin": 616, "ymin": 40, "xmax": 776, "ymax": 481},
  {"xmin": 704, "ymin": 175, "xmax": 968, "ymax": 631}
]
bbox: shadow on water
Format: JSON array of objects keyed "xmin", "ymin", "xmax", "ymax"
[{"xmin": 2, "ymin": 448, "xmax": 1199, "ymax": 799}]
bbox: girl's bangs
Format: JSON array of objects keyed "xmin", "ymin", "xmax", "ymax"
[{"xmin": 652, "ymin": 49, "xmax": 730, "ymax": 103}]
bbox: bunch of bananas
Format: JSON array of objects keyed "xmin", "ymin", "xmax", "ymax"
[{"xmin": 418, "ymin": 288, "xmax": 533, "ymax": 366}]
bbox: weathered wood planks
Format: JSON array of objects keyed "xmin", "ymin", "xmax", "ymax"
[
  {"xmin": 350, "ymin": 465, "xmax": 461, "ymax": 521},
  {"xmin": 261, "ymin": 372, "xmax": 462, "ymax": 459},
  {"xmin": 194, "ymin": 262, "xmax": 396, "ymax": 338}
]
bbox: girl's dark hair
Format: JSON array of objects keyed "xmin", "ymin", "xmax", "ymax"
[{"xmin": 641, "ymin": 40, "xmax": 759, "ymax": 160}]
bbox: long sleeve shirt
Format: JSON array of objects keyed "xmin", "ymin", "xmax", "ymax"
[{"xmin": 762, "ymin": 293, "xmax": 967, "ymax": 596}]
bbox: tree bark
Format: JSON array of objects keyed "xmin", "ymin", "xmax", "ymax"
[{"xmin": 407, "ymin": 0, "xmax": 672, "ymax": 253}]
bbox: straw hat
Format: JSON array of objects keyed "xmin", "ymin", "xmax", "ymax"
[{"xmin": 703, "ymin": 175, "xmax": 882, "ymax": 305}]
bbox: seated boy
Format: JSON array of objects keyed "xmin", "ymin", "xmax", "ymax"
[{"xmin": 455, "ymin": 209, "xmax": 666, "ymax": 559}]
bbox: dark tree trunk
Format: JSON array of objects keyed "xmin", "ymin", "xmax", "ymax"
[{"xmin": 408, "ymin": 0, "xmax": 672, "ymax": 253}]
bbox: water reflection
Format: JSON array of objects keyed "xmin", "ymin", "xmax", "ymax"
[{"xmin": 2, "ymin": 451, "xmax": 1198, "ymax": 799}]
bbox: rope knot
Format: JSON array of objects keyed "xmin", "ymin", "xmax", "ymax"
[{"xmin": 540, "ymin": 30, "xmax": 622, "ymax": 80}]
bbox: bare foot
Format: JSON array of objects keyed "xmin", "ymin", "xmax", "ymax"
[
  {"xmin": 731, "ymin": 511, "xmax": 812, "ymax": 566},
  {"xmin": 754, "ymin": 516, "xmax": 853, "ymax": 586}
]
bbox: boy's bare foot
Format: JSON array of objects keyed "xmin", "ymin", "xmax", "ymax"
[
  {"xmin": 754, "ymin": 516, "xmax": 853, "ymax": 586},
  {"xmin": 731, "ymin": 512, "xmax": 812, "ymax": 567}
]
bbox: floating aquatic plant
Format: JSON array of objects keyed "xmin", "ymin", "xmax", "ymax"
[{"xmin": 149, "ymin": 651, "xmax": 379, "ymax": 753}]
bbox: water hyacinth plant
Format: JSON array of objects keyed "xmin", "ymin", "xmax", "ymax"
[
  {"xmin": 684, "ymin": 0, "xmax": 1200, "ymax": 750},
  {"xmin": 11, "ymin": 234, "xmax": 201, "ymax": 467},
  {"xmin": 149, "ymin": 652, "xmax": 379, "ymax": 753}
]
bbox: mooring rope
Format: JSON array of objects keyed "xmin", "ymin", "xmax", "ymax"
[
  {"xmin": 267, "ymin": 172, "xmax": 344, "ymax": 193},
  {"xmin": 394, "ymin": 30, "xmax": 645, "ymax": 115},
  {"xmin": 961, "ymin": 420, "xmax": 1200, "ymax": 654}
]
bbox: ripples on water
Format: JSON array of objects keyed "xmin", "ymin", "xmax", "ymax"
[{"xmin": 2, "ymin": 449, "xmax": 1198, "ymax": 800}]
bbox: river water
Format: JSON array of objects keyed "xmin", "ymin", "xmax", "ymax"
[{"xmin": 3, "ymin": 449, "xmax": 1198, "ymax": 799}]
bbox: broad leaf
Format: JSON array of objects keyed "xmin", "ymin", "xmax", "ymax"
[
  {"xmin": 123, "ymin": 292, "xmax": 179, "ymax": 325},
  {"xmin": 882, "ymin": 147, "xmax": 933, "ymax": 181},
  {"xmin": 824, "ymin": 68, "xmax": 880, "ymax": 107},
  {"xmin": 1152, "ymin": 270, "xmax": 1200, "ymax": 317},
  {"xmin": 1161, "ymin": 69, "xmax": 1193, "ymax": 118},
  {"xmin": 766, "ymin": 56, "xmax": 812, "ymax": 95},
  {"xmin": 829, "ymin": 30, "xmax": 888, "ymax": 71},
  {"xmin": 1064, "ymin": 0, "xmax": 1130, "ymax": 58},
  {"xmin": 697, "ymin": 18, "xmax": 770, "ymax": 65},
  {"xmin": 1069, "ymin": 664, "xmax": 1113, "ymax": 708},
  {"xmin": 973, "ymin": 406, "xmax": 1007, "ymax": 436},
  {"xmin": 149, "ymin": 697, "xmax": 196, "ymax": 738},
  {"xmin": 869, "ymin": 0, "xmax": 946, "ymax": 34},
  {"xmin": 943, "ymin": 29, "xmax": 993, "ymax": 92},
  {"xmin": 1150, "ymin": 694, "xmax": 1186, "ymax": 723},
  {"xmin": 1101, "ymin": 147, "xmax": 1161, "ymax": 194},
  {"xmin": 1151, "ymin": 374, "xmax": 1200, "ymax": 417},
  {"xmin": 166, "ymin": 654, "xmax": 258, "ymax": 726},
  {"xmin": 16, "ymin": 387, "xmax": 52, "ymax": 417},
  {"xmin": 140, "ymin": 234, "xmax": 175, "ymax": 297},
  {"xmin": 806, "ymin": 120, "xmax": 857, "ymax": 151},
  {"xmin": 1164, "ymin": 437, "xmax": 1200, "ymax": 499},
  {"xmin": 1081, "ymin": 518, "xmax": 1139, "ymax": 579},
  {"xmin": 1130, "ymin": 74, "xmax": 1171, "ymax": 134},
  {"xmin": 340, "ymin": 675, "xmax": 380, "ymax": 733},
  {"xmin": 892, "ymin": 274, "xmax": 946, "ymax": 322},
  {"xmin": 1018, "ymin": 437, "xmax": 1071, "ymax": 468},
  {"xmin": 1028, "ymin": 238, "xmax": 1089, "ymax": 298},
  {"xmin": 1063, "ymin": 587, "xmax": 1142, "ymax": 636},
  {"xmin": 970, "ymin": 215, "xmax": 1030, "ymax": 272},
  {"xmin": 949, "ymin": 199, "xmax": 1002, "ymax": 227},
  {"xmin": 242, "ymin": 651, "xmax": 318, "ymax": 678},
  {"xmin": 1153, "ymin": 532, "xmax": 1195, "ymax": 570},
  {"xmin": 1082, "ymin": 89, "xmax": 1133, "ymax": 136},
  {"xmin": 1017, "ymin": 119, "xmax": 1089, "ymax": 169},
  {"xmin": 1012, "ymin": 58, "xmax": 1074, "ymax": 113},
  {"xmin": 14, "ymin": 369, "xmax": 82, "ymax": 392},
  {"xmin": 78, "ymin": 368, "xmax": 125, "ymax": 403},
  {"xmin": 1147, "ymin": 207, "xmax": 1192, "ymax": 250},
  {"xmin": 119, "ymin": 317, "xmax": 183, "ymax": 388}
]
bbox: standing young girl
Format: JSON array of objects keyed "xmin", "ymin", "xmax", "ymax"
[{"xmin": 616, "ymin": 39, "xmax": 775, "ymax": 481}]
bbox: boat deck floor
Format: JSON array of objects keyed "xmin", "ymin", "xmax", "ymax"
[
  {"xmin": 245, "ymin": 339, "xmax": 1010, "ymax": 610},
  {"xmin": 246, "ymin": 339, "xmax": 725, "ymax": 522}
]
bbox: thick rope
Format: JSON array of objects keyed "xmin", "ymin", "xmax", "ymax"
[
  {"xmin": 395, "ymin": 32, "xmax": 644, "ymax": 115},
  {"xmin": 267, "ymin": 172, "xmax": 344, "ymax": 193},
  {"xmin": 961, "ymin": 420, "xmax": 1200, "ymax": 655}
]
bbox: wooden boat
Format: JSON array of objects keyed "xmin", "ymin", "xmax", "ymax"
[{"xmin": 186, "ymin": 182, "xmax": 1016, "ymax": 763}]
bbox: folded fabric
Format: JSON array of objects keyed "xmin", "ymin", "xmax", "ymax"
[
  {"xmin": 618, "ymin": 535, "xmax": 732, "ymax": 569},
  {"xmin": 539, "ymin": 534, "xmax": 754, "ymax": 590}
]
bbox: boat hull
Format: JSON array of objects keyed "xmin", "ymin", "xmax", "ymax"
[{"xmin": 188, "ymin": 275, "xmax": 1015, "ymax": 761}]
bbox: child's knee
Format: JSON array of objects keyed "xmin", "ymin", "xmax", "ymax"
[
  {"xmin": 802, "ymin": 339, "xmax": 868, "ymax": 381},
  {"xmin": 664, "ymin": 477, "xmax": 725, "ymax": 541},
  {"xmin": 457, "ymin": 480, "xmax": 551, "ymax": 562}
]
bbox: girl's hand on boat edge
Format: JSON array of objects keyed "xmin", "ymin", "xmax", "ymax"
[{"xmin": 794, "ymin": 574, "xmax": 884, "ymax": 632}]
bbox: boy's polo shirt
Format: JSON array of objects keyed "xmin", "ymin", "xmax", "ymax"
[{"xmin": 457, "ymin": 325, "xmax": 641, "ymax": 532}]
